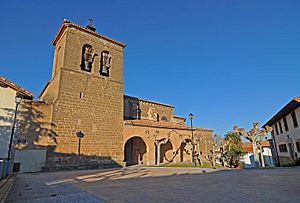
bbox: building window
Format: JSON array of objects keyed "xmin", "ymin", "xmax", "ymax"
[
  {"xmin": 279, "ymin": 144, "xmax": 288, "ymax": 152},
  {"xmin": 156, "ymin": 113, "xmax": 160, "ymax": 122},
  {"xmin": 100, "ymin": 51, "xmax": 112, "ymax": 77},
  {"xmin": 283, "ymin": 117, "xmax": 289, "ymax": 132},
  {"xmin": 278, "ymin": 120, "xmax": 283, "ymax": 134},
  {"xmin": 291, "ymin": 111, "xmax": 298, "ymax": 128},
  {"xmin": 296, "ymin": 142, "xmax": 300, "ymax": 152},
  {"xmin": 275, "ymin": 123, "xmax": 279, "ymax": 135}
]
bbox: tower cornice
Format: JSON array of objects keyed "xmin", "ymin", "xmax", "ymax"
[{"xmin": 52, "ymin": 19, "xmax": 126, "ymax": 48}]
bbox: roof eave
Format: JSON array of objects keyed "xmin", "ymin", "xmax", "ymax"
[
  {"xmin": 263, "ymin": 97, "xmax": 300, "ymax": 127},
  {"xmin": 52, "ymin": 20, "xmax": 126, "ymax": 48}
]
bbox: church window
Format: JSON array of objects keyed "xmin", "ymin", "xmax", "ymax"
[
  {"xmin": 81, "ymin": 44, "xmax": 96, "ymax": 72},
  {"xmin": 100, "ymin": 51, "xmax": 112, "ymax": 77},
  {"xmin": 156, "ymin": 113, "xmax": 160, "ymax": 122}
]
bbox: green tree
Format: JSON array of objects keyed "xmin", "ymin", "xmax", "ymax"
[{"xmin": 223, "ymin": 131, "xmax": 245, "ymax": 168}]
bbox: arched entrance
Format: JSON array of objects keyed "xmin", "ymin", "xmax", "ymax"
[
  {"xmin": 180, "ymin": 140, "xmax": 191, "ymax": 162},
  {"xmin": 160, "ymin": 141, "xmax": 174, "ymax": 163},
  {"xmin": 124, "ymin": 136, "xmax": 147, "ymax": 166}
]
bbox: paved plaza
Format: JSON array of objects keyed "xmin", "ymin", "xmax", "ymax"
[{"xmin": 6, "ymin": 167, "xmax": 300, "ymax": 203}]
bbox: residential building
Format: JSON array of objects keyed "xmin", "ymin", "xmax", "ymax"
[
  {"xmin": 263, "ymin": 96, "xmax": 300, "ymax": 166},
  {"xmin": 0, "ymin": 76, "xmax": 33, "ymax": 173}
]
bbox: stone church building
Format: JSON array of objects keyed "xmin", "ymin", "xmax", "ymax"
[{"xmin": 1, "ymin": 20, "xmax": 213, "ymax": 172}]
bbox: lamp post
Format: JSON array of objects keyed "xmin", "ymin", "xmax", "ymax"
[
  {"xmin": 189, "ymin": 113, "xmax": 196, "ymax": 166},
  {"xmin": 76, "ymin": 131, "xmax": 85, "ymax": 156},
  {"xmin": 7, "ymin": 95, "xmax": 22, "ymax": 174}
]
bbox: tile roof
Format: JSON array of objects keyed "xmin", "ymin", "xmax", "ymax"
[
  {"xmin": 52, "ymin": 19, "xmax": 126, "ymax": 48},
  {"xmin": 0, "ymin": 76, "xmax": 33, "ymax": 99},
  {"xmin": 263, "ymin": 96, "xmax": 300, "ymax": 127},
  {"xmin": 124, "ymin": 119, "xmax": 212, "ymax": 132},
  {"xmin": 242, "ymin": 141, "xmax": 270, "ymax": 153},
  {"xmin": 124, "ymin": 95, "xmax": 174, "ymax": 108}
]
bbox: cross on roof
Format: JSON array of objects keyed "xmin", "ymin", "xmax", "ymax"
[{"xmin": 88, "ymin": 18, "xmax": 93, "ymax": 24}]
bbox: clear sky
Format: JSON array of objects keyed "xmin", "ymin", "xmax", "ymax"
[{"xmin": 0, "ymin": 0, "xmax": 299, "ymax": 136}]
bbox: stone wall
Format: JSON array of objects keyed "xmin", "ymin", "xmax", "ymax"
[{"xmin": 139, "ymin": 100, "xmax": 173, "ymax": 122}]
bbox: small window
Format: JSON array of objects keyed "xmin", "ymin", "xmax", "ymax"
[
  {"xmin": 13, "ymin": 163, "xmax": 21, "ymax": 172},
  {"xmin": 100, "ymin": 51, "xmax": 112, "ymax": 77},
  {"xmin": 291, "ymin": 111, "xmax": 298, "ymax": 128},
  {"xmin": 156, "ymin": 113, "xmax": 160, "ymax": 122},
  {"xmin": 283, "ymin": 117, "xmax": 289, "ymax": 132},
  {"xmin": 279, "ymin": 144, "xmax": 288, "ymax": 152},
  {"xmin": 296, "ymin": 142, "xmax": 300, "ymax": 152},
  {"xmin": 275, "ymin": 123, "xmax": 279, "ymax": 135},
  {"xmin": 278, "ymin": 120, "xmax": 283, "ymax": 134}
]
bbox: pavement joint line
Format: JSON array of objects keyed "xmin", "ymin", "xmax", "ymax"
[{"xmin": 0, "ymin": 174, "xmax": 16, "ymax": 203}]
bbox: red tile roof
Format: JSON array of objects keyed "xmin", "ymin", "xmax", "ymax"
[
  {"xmin": 242, "ymin": 141, "xmax": 270, "ymax": 153},
  {"xmin": 124, "ymin": 119, "xmax": 212, "ymax": 132},
  {"xmin": 124, "ymin": 95, "xmax": 174, "ymax": 108},
  {"xmin": 0, "ymin": 76, "xmax": 33, "ymax": 99}
]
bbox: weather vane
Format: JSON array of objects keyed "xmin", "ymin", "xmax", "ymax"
[{"xmin": 88, "ymin": 18, "xmax": 93, "ymax": 25}]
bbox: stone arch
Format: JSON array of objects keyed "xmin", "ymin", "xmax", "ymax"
[
  {"xmin": 124, "ymin": 136, "xmax": 147, "ymax": 166},
  {"xmin": 180, "ymin": 139, "xmax": 192, "ymax": 162},
  {"xmin": 160, "ymin": 140, "xmax": 174, "ymax": 163}
]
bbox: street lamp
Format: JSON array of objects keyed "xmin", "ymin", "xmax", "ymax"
[
  {"xmin": 7, "ymin": 95, "xmax": 22, "ymax": 173},
  {"xmin": 189, "ymin": 113, "xmax": 196, "ymax": 166},
  {"xmin": 76, "ymin": 131, "xmax": 85, "ymax": 156}
]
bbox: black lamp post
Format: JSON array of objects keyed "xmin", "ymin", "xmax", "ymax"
[
  {"xmin": 7, "ymin": 95, "xmax": 22, "ymax": 162},
  {"xmin": 76, "ymin": 131, "xmax": 85, "ymax": 156},
  {"xmin": 189, "ymin": 113, "xmax": 196, "ymax": 166}
]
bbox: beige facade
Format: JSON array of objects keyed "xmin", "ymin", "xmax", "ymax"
[{"xmin": 123, "ymin": 120, "xmax": 212, "ymax": 166}]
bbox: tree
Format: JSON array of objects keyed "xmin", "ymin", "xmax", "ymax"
[
  {"xmin": 233, "ymin": 122, "xmax": 272, "ymax": 167},
  {"xmin": 223, "ymin": 132, "xmax": 245, "ymax": 168}
]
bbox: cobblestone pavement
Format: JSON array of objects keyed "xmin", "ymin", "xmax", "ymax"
[{"xmin": 6, "ymin": 167, "xmax": 300, "ymax": 203}]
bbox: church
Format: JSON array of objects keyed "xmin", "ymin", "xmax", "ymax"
[{"xmin": 0, "ymin": 20, "xmax": 213, "ymax": 172}]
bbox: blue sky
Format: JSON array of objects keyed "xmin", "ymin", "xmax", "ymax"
[{"xmin": 0, "ymin": 0, "xmax": 299, "ymax": 136}]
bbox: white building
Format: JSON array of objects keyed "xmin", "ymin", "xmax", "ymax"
[
  {"xmin": 0, "ymin": 76, "xmax": 33, "ymax": 173},
  {"xmin": 263, "ymin": 96, "xmax": 300, "ymax": 166},
  {"xmin": 241, "ymin": 141, "xmax": 274, "ymax": 168}
]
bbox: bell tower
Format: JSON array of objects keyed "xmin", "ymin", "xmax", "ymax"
[{"xmin": 40, "ymin": 19, "xmax": 126, "ymax": 169}]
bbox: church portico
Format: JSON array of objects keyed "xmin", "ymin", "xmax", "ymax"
[{"xmin": 123, "ymin": 119, "xmax": 213, "ymax": 166}]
